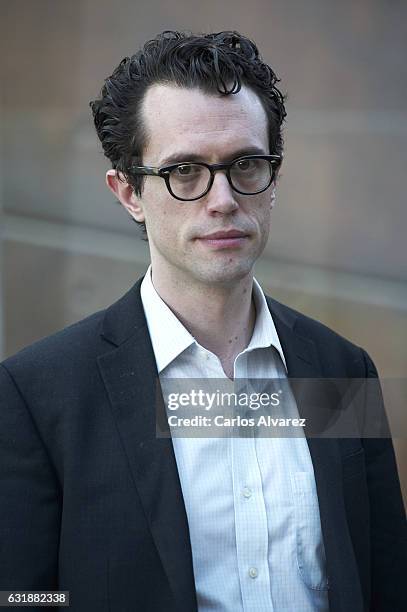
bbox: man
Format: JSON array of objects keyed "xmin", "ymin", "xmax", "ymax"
[{"xmin": 0, "ymin": 31, "xmax": 405, "ymax": 612}]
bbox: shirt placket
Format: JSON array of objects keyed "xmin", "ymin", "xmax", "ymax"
[
  {"xmin": 232, "ymin": 359, "xmax": 274, "ymax": 612},
  {"xmin": 231, "ymin": 433, "xmax": 274, "ymax": 611}
]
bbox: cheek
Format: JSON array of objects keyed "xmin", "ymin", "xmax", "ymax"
[
  {"xmin": 249, "ymin": 197, "xmax": 273, "ymax": 227},
  {"xmin": 144, "ymin": 198, "xmax": 185, "ymax": 245},
  {"xmin": 253, "ymin": 201, "xmax": 273, "ymax": 246},
  {"xmin": 141, "ymin": 187, "xmax": 168, "ymax": 230}
]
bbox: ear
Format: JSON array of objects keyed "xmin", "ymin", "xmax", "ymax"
[{"xmin": 106, "ymin": 169, "xmax": 145, "ymax": 222}]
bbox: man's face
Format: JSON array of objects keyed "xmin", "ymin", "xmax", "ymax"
[{"xmin": 121, "ymin": 84, "xmax": 276, "ymax": 288}]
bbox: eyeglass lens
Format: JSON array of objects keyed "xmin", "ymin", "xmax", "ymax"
[{"xmin": 168, "ymin": 158, "xmax": 273, "ymax": 200}]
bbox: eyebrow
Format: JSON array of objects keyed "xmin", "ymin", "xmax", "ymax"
[{"xmin": 158, "ymin": 146, "xmax": 267, "ymax": 167}]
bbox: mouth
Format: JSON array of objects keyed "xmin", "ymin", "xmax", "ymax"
[{"xmin": 196, "ymin": 229, "xmax": 249, "ymax": 249}]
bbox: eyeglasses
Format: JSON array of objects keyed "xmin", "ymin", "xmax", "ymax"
[{"xmin": 129, "ymin": 154, "xmax": 281, "ymax": 202}]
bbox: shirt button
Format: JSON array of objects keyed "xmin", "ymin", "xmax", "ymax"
[
  {"xmin": 248, "ymin": 567, "xmax": 258, "ymax": 579},
  {"xmin": 242, "ymin": 486, "xmax": 252, "ymax": 498}
]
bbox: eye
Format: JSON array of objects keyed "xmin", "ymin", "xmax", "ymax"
[
  {"xmin": 235, "ymin": 158, "xmax": 256, "ymax": 172},
  {"xmin": 171, "ymin": 164, "xmax": 206, "ymax": 183},
  {"xmin": 173, "ymin": 164, "xmax": 204, "ymax": 177},
  {"xmin": 176, "ymin": 164, "xmax": 194, "ymax": 176}
]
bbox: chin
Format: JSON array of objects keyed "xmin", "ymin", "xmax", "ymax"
[{"xmin": 190, "ymin": 259, "xmax": 255, "ymax": 286}]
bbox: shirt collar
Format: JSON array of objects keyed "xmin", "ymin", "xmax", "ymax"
[
  {"xmin": 248, "ymin": 277, "xmax": 287, "ymax": 370},
  {"xmin": 140, "ymin": 265, "xmax": 195, "ymax": 373},
  {"xmin": 140, "ymin": 265, "xmax": 287, "ymax": 373}
]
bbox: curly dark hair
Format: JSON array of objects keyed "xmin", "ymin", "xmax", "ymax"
[{"xmin": 90, "ymin": 30, "xmax": 287, "ymax": 237}]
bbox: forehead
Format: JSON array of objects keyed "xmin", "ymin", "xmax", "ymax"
[{"xmin": 140, "ymin": 84, "xmax": 269, "ymax": 163}]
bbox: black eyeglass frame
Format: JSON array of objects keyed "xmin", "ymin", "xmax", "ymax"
[{"xmin": 129, "ymin": 154, "xmax": 282, "ymax": 202}]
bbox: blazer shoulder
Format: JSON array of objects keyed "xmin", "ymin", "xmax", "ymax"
[
  {"xmin": 1, "ymin": 276, "xmax": 146, "ymax": 381},
  {"xmin": 2, "ymin": 308, "xmax": 107, "ymax": 375},
  {"xmin": 266, "ymin": 295, "xmax": 369, "ymax": 374}
]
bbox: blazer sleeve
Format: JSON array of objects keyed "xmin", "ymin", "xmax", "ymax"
[
  {"xmin": 360, "ymin": 350, "xmax": 407, "ymax": 612},
  {"xmin": 0, "ymin": 363, "xmax": 61, "ymax": 593}
]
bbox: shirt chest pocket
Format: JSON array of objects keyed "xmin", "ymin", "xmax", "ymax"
[{"xmin": 290, "ymin": 472, "xmax": 329, "ymax": 591}]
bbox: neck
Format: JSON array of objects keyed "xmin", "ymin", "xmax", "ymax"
[{"xmin": 150, "ymin": 265, "xmax": 256, "ymax": 377}]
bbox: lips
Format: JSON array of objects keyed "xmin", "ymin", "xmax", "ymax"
[
  {"xmin": 196, "ymin": 229, "xmax": 249, "ymax": 249},
  {"xmin": 198, "ymin": 229, "xmax": 248, "ymax": 240}
]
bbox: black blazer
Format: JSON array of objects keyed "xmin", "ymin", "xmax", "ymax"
[{"xmin": 1, "ymin": 277, "xmax": 406, "ymax": 611}]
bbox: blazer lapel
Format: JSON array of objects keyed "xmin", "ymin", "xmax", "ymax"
[
  {"xmin": 266, "ymin": 296, "xmax": 364, "ymax": 611},
  {"xmin": 97, "ymin": 279, "xmax": 197, "ymax": 612}
]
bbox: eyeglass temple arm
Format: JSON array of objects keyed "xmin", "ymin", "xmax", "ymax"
[{"xmin": 129, "ymin": 166, "xmax": 161, "ymax": 176}]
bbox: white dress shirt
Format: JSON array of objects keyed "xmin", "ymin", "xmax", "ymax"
[{"xmin": 141, "ymin": 266, "xmax": 329, "ymax": 612}]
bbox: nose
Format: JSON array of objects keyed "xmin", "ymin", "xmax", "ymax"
[{"xmin": 205, "ymin": 170, "xmax": 239, "ymax": 215}]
